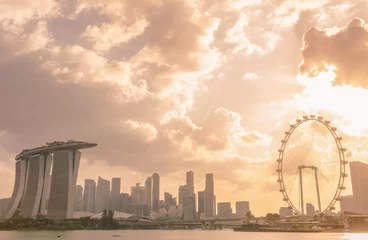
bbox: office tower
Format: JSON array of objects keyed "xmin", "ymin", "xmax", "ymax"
[
  {"xmin": 83, "ymin": 179, "xmax": 96, "ymax": 213},
  {"xmin": 204, "ymin": 173, "xmax": 214, "ymax": 218},
  {"xmin": 279, "ymin": 207, "xmax": 293, "ymax": 218},
  {"xmin": 350, "ymin": 161, "xmax": 368, "ymax": 214},
  {"xmin": 306, "ymin": 203, "xmax": 315, "ymax": 216},
  {"xmin": 183, "ymin": 196, "xmax": 196, "ymax": 220},
  {"xmin": 164, "ymin": 192, "xmax": 174, "ymax": 211},
  {"xmin": 145, "ymin": 177, "xmax": 152, "ymax": 213},
  {"xmin": 6, "ymin": 141, "xmax": 96, "ymax": 220},
  {"xmin": 235, "ymin": 201, "xmax": 250, "ymax": 217},
  {"xmin": 340, "ymin": 195, "xmax": 357, "ymax": 213},
  {"xmin": 186, "ymin": 171, "xmax": 194, "ymax": 196},
  {"xmin": 198, "ymin": 191, "xmax": 205, "ymax": 219},
  {"xmin": 214, "ymin": 195, "xmax": 216, "ymax": 216},
  {"xmin": 74, "ymin": 185, "xmax": 83, "ymax": 211},
  {"xmin": 131, "ymin": 183, "xmax": 146, "ymax": 205},
  {"xmin": 47, "ymin": 150, "xmax": 81, "ymax": 220},
  {"xmin": 152, "ymin": 173, "xmax": 160, "ymax": 212},
  {"xmin": 119, "ymin": 193, "xmax": 133, "ymax": 213},
  {"xmin": 178, "ymin": 185, "xmax": 190, "ymax": 205},
  {"xmin": 218, "ymin": 202, "xmax": 232, "ymax": 218},
  {"xmin": 110, "ymin": 178, "xmax": 121, "ymax": 211},
  {"xmin": 95, "ymin": 177, "xmax": 110, "ymax": 213}
]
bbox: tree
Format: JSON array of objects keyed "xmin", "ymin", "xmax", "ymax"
[
  {"xmin": 266, "ymin": 213, "xmax": 280, "ymax": 220},
  {"xmin": 246, "ymin": 211, "xmax": 255, "ymax": 219}
]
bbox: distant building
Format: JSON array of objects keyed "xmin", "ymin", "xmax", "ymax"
[
  {"xmin": 183, "ymin": 196, "xmax": 196, "ymax": 221},
  {"xmin": 218, "ymin": 202, "xmax": 232, "ymax": 218},
  {"xmin": 152, "ymin": 173, "xmax": 160, "ymax": 212},
  {"xmin": 186, "ymin": 171, "xmax": 194, "ymax": 196},
  {"xmin": 279, "ymin": 207, "xmax": 293, "ymax": 218},
  {"xmin": 236, "ymin": 201, "xmax": 250, "ymax": 217},
  {"xmin": 340, "ymin": 195, "xmax": 357, "ymax": 214},
  {"xmin": 83, "ymin": 179, "xmax": 96, "ymax": 213},
  {"xmin": 350, "ymin": 161, "xmax": 368, "ymax": 214},
  {"xmin": 204, "ymin": 173, "xmax": 215, "ymax": 218},
  {"xmin": 164, "ymin": 192, "xmax": 174, "ymax": 211},
  {"xmin": 131, "ymin": 183, "xmax": 146, "ymax": 205},
  {"xmin": 110, "ymin": 178, "xmax": 121, "ymax": 211},
  {"xmin": 74, "ymin": 185, "xmax": 83, "ymax": 211},
  {"xmin": 197, "ymin": 191, "xmax": 205, "ymax": 219},
  {"xmin": 306, "ymin": 203, "xmax": 315, "ymax": 216},
  {"xmin": 178, "ymin": 185, "xmax": 190, "ymax": 205},
  {"xmin": 0, "ymin": 198, "xmax": 10, "ymax": 219},
  {"xmin": 133, "ymin": 205, "xmax": 149, "ymax": 216},
  {"xmin": 119, "ymin": 193, "xmax": 133, "ymax": 213},
  {"xmin": 95, "ymin": 177, "xmax": 110, "ymax": 213},
  {"xmin": 145, "ymin": 177, "xmax": 152, "ymax": 213}
]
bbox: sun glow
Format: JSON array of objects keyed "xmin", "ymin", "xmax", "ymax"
[{"xmin": 296, "ymin": 66, "xmax": 368, "ymax": 136}]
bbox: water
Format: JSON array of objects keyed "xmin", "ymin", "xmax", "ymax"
[{"xmin": 0, "ymin": 230, "xmax": 367, "ymax": 240}]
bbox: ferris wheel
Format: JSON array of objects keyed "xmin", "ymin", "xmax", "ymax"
[{"xmin": 276, "ymin": 115, "xmax": 348, "ymax": 215}]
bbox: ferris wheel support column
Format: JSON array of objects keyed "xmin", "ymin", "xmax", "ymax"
[
  {"xmin": 314, "ymin": 168, "xmax": 322, "ymax": 213},
  {"xmin": 298, "ymin": 167, "xmax": 304, "ymax": 215}
]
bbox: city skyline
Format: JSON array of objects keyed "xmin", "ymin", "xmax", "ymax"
[{"xmin": 1, "ymin": 0, "xmax": 368, "ymax": 217}]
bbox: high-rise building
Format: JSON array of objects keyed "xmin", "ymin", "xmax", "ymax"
[
  {"xmin": 74, "ymin": 185, "xmax": 83, "ymax": 211},
  {"xmin": 198, "ymin": 191, "xmax": 205, "ymax": 219},
  {"xmin": 178, "ymin": 185, "xmax": 190, "ymax": 205},
  {"xmin": 119, "ymin": 193, "xmax": 133, "ymax": 213},
  {"xmin": 95, "ymin": 177, "xmax": 110, "ymax": 213},
  {"xmin": 340, "ymin": 195, "xmax": 357, "ymax": 214},
  {"xmin": 183, "ymin": 196, "xmax": 196, "ymax": 221},
  {"xmin": 131, "ymin": 183, "xmax": 146, "ymax": 205},
  {"xmin": 279, "ymin": 207, "xmax": 293, "ymax": 218},
  {"xmin": 5, "ymin": 141, "xmax": 96, "ymax": 220},
  {"xmin": 235, "ymin": 201, "xmax": 250, "ymax": 217},
  {"xmin": 204, "ymin": 173, "xmax": 214, "ymax": 218},
  {"xmin": 47, "ymin": 150, "xmax": 81, "ymax": 220},
  {"xmin": 164, "ymin": 192, "xmax": 174, "ymax": 211},
  {"xmin": 186, "ymin": 171, "xmax": 194, "ymax": 196},
  {"xmin": 306, "ymin": 203, "xmax": 315, "ymax": 216},
  {"xmin": 145, "ymin": 177, "xmax": 152, "ymax": 213},
  {"xmin": 152, "ymin": 173, "xmax": 160, "ymax": 212},
  {"xmin": 83, "ymin": 179, "xmax": 96, "ymax": 213},
  {"xmin": 350, "ymin": 161, "xmax": 368, "ymax": 214},
  {"xmin": 110, "ymin": 178, "xmax": 121, "ymax": 211},
  {"xmin": 218, "ymin": 202, "xmax": 232, "ymax": 218}
]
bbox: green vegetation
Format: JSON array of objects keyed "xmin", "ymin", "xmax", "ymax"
[{"xmin": 0, "ymin": 210, "xmax": 120, "ymax": 230}]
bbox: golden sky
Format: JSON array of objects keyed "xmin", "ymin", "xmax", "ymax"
[{"xmin": 1, "ymin": 0, "xmax": 368, "ymax": 215}]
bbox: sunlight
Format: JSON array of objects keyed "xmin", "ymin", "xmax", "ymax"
[{"xmin": 296, "ymin": 66, "xmax": 368, "ymax": 136}]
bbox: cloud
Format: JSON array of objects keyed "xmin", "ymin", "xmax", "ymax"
[
  {"xmin": 124, "ymin": 120, "xmax": 158, "ymax": 142},
  {"xmin": 242, "ymin": 73, "xmax": 259, "ymax": 81},
  {"xmin": 299, "ymin": 18, "xmax": 368, "ymax": 88}
]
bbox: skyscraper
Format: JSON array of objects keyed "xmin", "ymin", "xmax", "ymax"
[
  {"xmin": 145, "ymin": 177, "xmax": 152, "ymax": 213},
  {"xmin": 218, "ymin": 202, "xmax": 232, "ymax": 218},
  {"xmin": 74, "ymin": 185, "xmax": 83, "ymax": 211},
  {"xmin": 152, "ymin": 173, "xmax": 160, "ymax": 212},
  {"xmin": 119, "ymin": 193, "xmax": 133, "ymax": 213},
  {"xmin": 306, "ymin": 203, "xmax": 315, "ymax": 216},
  {"xmin": 204, "ymin": 173, "xmax": 214, "ymax": 218},
  {"xmin": 178, "ymin": 185, "xmax": 190, "ymax": 205},
  {"xmin": 83, "ymin": 179, "xmax": 96, "ymax": 213},
  {"xmin": 350, "ymin": 161, "xmax": 368, "ymax": 214},
  {"xmin": 95, "ymin": 177, "xmax": 110, "ymax": 213},
  {"xmin": 164, "ymin": 192, "xmax": 174, "ymax": 211},
  {"xmin": 131, "ymin": 183, "xmax": 146, "ymax": 205},
  {"xmin": 186, "ymin": 171, "xmax": 194, "ymax": 196},
  {"xmin": 110, "ymin": 178, "xmax": 121, "ymax": 211},
  {"xmin": 279, "ymin": 207, "xmax": 293, "ymax": 218},
  {"xmin": 235, "ymin": 201, "xmax": 250, "ymax": 217},
  {"xmin": 198, "ymin": 191, "xmax": 205, "ymax": 219},
  {"xmin": 47, "ymin": 150, "xmax": 81, "ymax": 220}
]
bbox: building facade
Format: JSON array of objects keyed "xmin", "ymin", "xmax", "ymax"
[
  {"xmin": 186, "ymin": 171, "xmax": 194, "ymax": 196},
  {"xmin": 95, "ymin": 177, "xmax": 110, "ymax": 213},
  {"xmin": 306, "ymin": 203, "xmax": 315, "ymax": 216},
  {"xmin": 152, "ymin": 173, "xmax": 160, "ymax": 212},
  {"xmin": 340, "ymin": 195, "xmax": 357, "ymax": 214},
  {"xmin": 83, "ymin": 179, "xmax": 96, "ymax": 213},
  {"xmin": 110, "ymin": 178, "xmax": 121, "ymax": 211},
  {"xmin": 235, "ymin": 201, "xmax": 250, "ymax": 217},
  {"xmin": 204, "ymin": 173, "xmax": 214, "ymax": 218},
  {"xmin": 218, "ymin": 202, "xmax": 232, "ymax": 218},
  {"xmin": 145, "ymin": 177, "xmax": 152, "ymax": 213},
  {"xmin": 350, "ymin": 161, "xmax": 368, "ymax": 214},
  {"xmin": 74, "ymin": 185, "xmax": 83, "ymax": 211}
]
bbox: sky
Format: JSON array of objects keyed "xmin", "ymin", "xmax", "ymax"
[{"xmin": 1, "ymin": 0, "xmax": 368, "ymax": 216}]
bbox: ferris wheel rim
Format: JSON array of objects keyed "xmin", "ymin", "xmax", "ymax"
[{"xmin": 276, "ymin": 115, "xmax": 347, "ymax": 215}]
